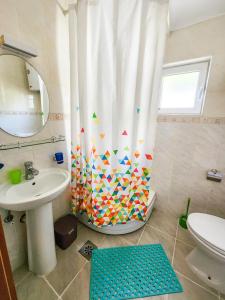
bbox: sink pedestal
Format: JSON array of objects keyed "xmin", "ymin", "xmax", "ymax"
[
  {"xmin": 26, "ymin": 202, "xmax": 57, "ymax": 275},
  {"xmin": 0, "ymin": 168, "xmax": 70, "ymax": 275}
]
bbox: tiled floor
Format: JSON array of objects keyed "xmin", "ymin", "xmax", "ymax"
[{"xmin": 13, "ymin": 209, "xmax": 223, "ymax": 300}]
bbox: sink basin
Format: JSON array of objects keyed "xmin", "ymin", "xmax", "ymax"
[
  {"xmin": 0, "ymin": 168, "xmax": 70, "ymax": 211},
  {"xmin": 0, "ymin": 167, "xmax": 70, "ymax": 275}
]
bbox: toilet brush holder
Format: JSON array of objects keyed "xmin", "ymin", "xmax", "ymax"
[{"xmin": 179, "ymin": 198, "xmax": 191, "ymax": 229}]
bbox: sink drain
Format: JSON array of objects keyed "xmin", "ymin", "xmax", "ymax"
[{"xmin": 79, "ymin": 240, "xmax": 97, "ymax": 260}]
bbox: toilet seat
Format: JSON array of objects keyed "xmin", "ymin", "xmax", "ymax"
[
  {"xmin": 187, "ymin": 213, "xmax": 225, "ymax": 257},
  {"xmin": 188, "ymin": 224, "xmax": 225, "ymax": 259}
]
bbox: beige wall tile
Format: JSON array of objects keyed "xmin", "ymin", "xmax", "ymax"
[{"xmin": 152, "ymin": 123, "xmax": 225, "ymax": 218}]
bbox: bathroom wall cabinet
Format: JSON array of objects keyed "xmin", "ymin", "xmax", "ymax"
[{"xmin": 0, "ymin": 217, "xmax": 17, "ymax": 300}]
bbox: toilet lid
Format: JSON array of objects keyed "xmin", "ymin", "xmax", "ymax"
[{"xmin": 187, "ymin": 213, "xmax": 225, "ymax": 253}]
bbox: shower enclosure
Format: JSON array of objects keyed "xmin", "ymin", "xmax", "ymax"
[{"xmin": 69, "ymin": 0, "xmax": 168, "ymax": 234}]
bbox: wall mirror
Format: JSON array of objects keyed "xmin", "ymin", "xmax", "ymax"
[{"xmin": 0, "ymin": 54, "xmax": 49, "ymax": 137}]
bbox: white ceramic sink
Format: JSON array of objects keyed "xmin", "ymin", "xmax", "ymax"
[
  {"xmin": 0, "ymin": 168, "xmax": 70, "ymax": 211},
  {"xmin": 0, "ymin": 167, "xmax": 70, "ymax": 275}
]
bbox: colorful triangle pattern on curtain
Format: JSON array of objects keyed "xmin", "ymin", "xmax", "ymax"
[{"xmin": 71, "ymin": 145, "xmax": 152, "ymax": 227}]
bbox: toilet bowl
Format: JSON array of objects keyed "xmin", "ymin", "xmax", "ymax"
[{"xmin": 187, "ymin": 213, "xmax": 225, "ymax": 293}]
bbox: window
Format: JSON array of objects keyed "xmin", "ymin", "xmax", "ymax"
[{"xmin": 159, "ymin": 58, "xmax": 211, "ymax": 115}]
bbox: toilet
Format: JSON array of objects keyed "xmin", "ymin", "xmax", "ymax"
[{"xmin": 187, "ymin": 213, "xmax": 225, "ymax": 293}]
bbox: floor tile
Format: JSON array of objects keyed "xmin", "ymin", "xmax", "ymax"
[
  {"xmin": 173, "ymin": 240, "xmax": 218, "ymax": 294},
  {"xmin": 13, "ymin": 264, "xmax": 30, "ymax": 286},
  {"xmin": 146, "ymin": 208, "xmax": 177, "ymax": 237},
  {"xmin": 15, "ymin": 222, "xmax": 221, "ymax": 300},
  {"xmin": 168, "ymin": 273, "xmax": 218, "ymax": 300},
  {"xmin": 138, "ymin": 225, "xmax": 175, "ymax": 260},
  {"xmin": 46, "ymin": 243, "xmax": 86, "ymax": 295},
  {"xmin": 176, "ymin": 225, "xmax": 195, "ymax": 247},
  {"xmin": 121, "ymin": 227, "xmax": 144, "ymax": 245},
  {"xmin": 62, "ymin": 262, "xmax": 90, "ymax": 300},
  {"xmin": 100, "ymin": 234, "xmax": 133, "ymax": 248},
  {"xmin": 16, "ymin": 273, "xmax": 57, "ymax": 300},
  {"xmin": 75, "ymin": 223, "xmax": 106, "ymax": 248},
  {"xmin": 220, "ymin": 292, "xmax": 225, "ymax": 299},
  {"xmin": 77, "ymin": 222, "xmax": 144, "ymax": 248}
]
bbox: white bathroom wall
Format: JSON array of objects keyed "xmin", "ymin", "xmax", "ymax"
[
  {"xmin": 0, "ymin": 0, "xmax": 70, "ymax": 271},
  {"xmin": 152, "ymin": 15, "xmax": 225, "ymax": 218},
  {"xmin": 165, "ymin": 14, "xmax": 225, "ymax": 117}
]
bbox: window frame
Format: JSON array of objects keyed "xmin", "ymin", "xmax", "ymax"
[{"xmin": 158, "ymin": 57, "xmax": 211, "ymax": 115}]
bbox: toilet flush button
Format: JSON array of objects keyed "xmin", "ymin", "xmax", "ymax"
[{"xmin": 207, "ymin": 169, "xmax": 223, "ymax": 182}]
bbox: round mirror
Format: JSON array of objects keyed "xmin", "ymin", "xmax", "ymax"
[{"xmin": 0, "ymin": 54, "xmax": 49, "ymax": 137}]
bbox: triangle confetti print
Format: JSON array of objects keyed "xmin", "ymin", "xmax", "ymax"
[{"xmin": 71, "ymin": 146, "xmax": 153, "ymax": 227}]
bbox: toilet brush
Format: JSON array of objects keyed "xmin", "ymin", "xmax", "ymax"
[{"xmin": 179, "ymin": 198, "xmax": 191, "ymax": 229}]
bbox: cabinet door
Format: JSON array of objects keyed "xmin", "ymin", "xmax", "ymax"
[{"xmin": 0, "ymin": 217, "xmax": 17, "ymax": 300}]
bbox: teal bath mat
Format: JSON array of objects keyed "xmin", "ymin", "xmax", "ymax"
[{"xmin": 90, "ymin": 244, "xmax": 183, "ymax": 300}]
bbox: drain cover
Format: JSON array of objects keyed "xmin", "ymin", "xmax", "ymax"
[{"xmin": 79, "ymin": 240, "xmax": 97, "ymax": 261}]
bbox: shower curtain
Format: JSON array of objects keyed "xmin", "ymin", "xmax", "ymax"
[{"xmin": 70, "ymin": 0, "xmax": 168, "ymax": 227}]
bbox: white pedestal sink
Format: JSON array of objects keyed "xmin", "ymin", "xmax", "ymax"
[{"xmin": 0, "ymin": 168, "xmax": 70, "ymax": 275}]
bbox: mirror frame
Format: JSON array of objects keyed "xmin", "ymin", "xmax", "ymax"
[{"xmin": 0, "ymin": 53, "xmax": 50, "ymax": 138}]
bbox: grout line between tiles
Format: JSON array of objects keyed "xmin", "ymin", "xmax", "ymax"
[
  {"xmin": 175, "ymin": 221, "xmax": 196, "ymax": 248},
  {"xmin": 176, "ymin": 236, "xmax": 195, "ymax": 248},
  {"xmin": 176, "ymin": 270, "xmax": 219, "ymax": 297},
  {"xmin": 42, "ymin": 275, "xmax": 61, "ymax": 298},
  {"xmin": 175, "ymin": 219, "xmax": 179, "ymax": 239},
  {"xmin": 15, "ymin": 271, "xmax": 31, "ymax": 287},
  {"xmin": 60, "ymin": 261, "xmax": 88, "ymax": 298},
  {"xmin": 175, "ymin": 236, "xmax": 196, "ymax": 249},
  {"xmin": 172, "ymin": 220, "xmax": 179, "ymax": 265},
  {"xmin": 219, "ymin": 293, "xmax": 225, "ymax": 300},
  {"xmin": 148, "ymin": 224, "xmax": 176, "ymax": 241},
  {"xmin": 137, "ymin": 227, "xmax": 145, "ymax": 245}
]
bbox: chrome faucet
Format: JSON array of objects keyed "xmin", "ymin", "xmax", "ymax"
[{"xmin": 24, "ymin": 161, "xmax": 39, "ymax": 180}]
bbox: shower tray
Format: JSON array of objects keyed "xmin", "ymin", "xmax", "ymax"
[{"xmin": 77, "ymin": 190, "xmax": 156, "ymax": 235}]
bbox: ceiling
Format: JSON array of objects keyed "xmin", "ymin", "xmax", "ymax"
[{"xmin": 170, "ymin": 0, "xmax": 225, "ymax": 31}]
